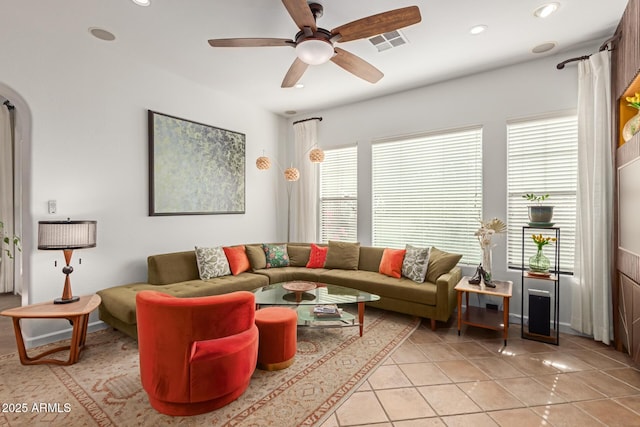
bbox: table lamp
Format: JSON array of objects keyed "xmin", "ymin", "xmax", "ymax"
[{"xmin": 38, "ymin": 219, "xmax": 97, "ymax": 304}]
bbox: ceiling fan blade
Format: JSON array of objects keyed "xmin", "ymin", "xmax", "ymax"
[
  {"xmin": 330, "ymin": 47, "xmax": 383, "ymax": 83},
  {"xmin": 208, "ymin": 38, "xmax": 295, "ymax": 48},
  {"xmin": 281, "ymin": 0, "xmax": 317, "ymax": 31},
  {"xmin": 281, "ymin": 58, "xmax": 309, "ymax": 88},
  {"xmin": 331, "ymin": 47, "xmax": 384, "ymax": 83},
  {"xmin": 331, "ymin": 6, "xmax": 421, "ymax": 43}
]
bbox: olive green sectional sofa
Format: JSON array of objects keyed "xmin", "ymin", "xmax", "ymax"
[{"xmin": 97, "ymin": 242, "xmax": 462, "ymax": 339}]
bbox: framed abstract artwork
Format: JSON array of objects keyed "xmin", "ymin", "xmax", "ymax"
[{"xmin": 148, "ymin": 110, "xmax": 245, "ymax": 216}]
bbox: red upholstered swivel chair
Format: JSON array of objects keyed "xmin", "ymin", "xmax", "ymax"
[{"xmin": 136, "ymin": 290, "xmax": 259, "ymax": 416}]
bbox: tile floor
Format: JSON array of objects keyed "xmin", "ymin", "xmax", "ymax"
[{"xmin": 320, "ymin": 320, "xmax": 640, "ymax": 427}]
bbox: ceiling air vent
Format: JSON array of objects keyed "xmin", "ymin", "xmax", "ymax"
[{"xmin": 368, "ymin": 30, "xmax": 408, "ymax": 52}]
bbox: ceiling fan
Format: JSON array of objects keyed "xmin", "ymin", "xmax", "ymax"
[{"xmin": 208, "ymin": 0, "xmax": 421, "ymax": 88}]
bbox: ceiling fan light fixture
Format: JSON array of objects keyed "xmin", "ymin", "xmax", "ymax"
[{"xmin": 296, "ymin": 39, "xmax": 335, "ymax": 65}]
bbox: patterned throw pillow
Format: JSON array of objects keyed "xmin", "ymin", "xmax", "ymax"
[
  {"xmin": 402, "ymin": 244, "xmax": 431, "ymax": 283},
  {"xmin": 262, "ymin": 244, "xmax": 290, "ymax": 268},
  {"xmin": 306, "ymin": 243, "xmax": 328, "ymax": 268},
  {"xmin": 195, "ymin": 246, "xmax": 231, "ymax": 279}
]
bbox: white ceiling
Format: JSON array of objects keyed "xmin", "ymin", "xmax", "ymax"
[{"xmin": 8, "ymin": 0, "xmax": 629, "ymax": 116}]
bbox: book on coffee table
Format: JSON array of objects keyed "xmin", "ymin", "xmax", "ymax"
[{"xmin": 313, "ymin": 304, "xmax": 342, "ymax": 318}]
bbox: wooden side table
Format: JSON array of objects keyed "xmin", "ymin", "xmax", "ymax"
[
  {"xmin": 455, "ymin": 276, "xmax": 513, "ymax": 345},
  {"xmin": 0, "ymin": 294, "xmax": 101, "ymax": 365}
]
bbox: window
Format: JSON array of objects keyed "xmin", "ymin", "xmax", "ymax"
[
  {"xmin": 506, "ymin": 115, "xmax": 578, "ymax": 272},
  {"xmin": 319, "ymin": 146, "xmax": 357, "ymax": 242},
  {"xmin": 372, "ymin": 127, "xmax": 482, "ymax": 263}
]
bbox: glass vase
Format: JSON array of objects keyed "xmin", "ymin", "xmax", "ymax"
[
  {"xmin": 482, "ymin": 247, "xmax": 492, "ymax": 281},
  {"xmin": 529, "ymin": 248, "xmax": 550, "ymax": 273}
]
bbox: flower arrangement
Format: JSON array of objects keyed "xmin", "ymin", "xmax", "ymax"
[
  {"xmin": 531, "ymin": 233, "xmax": 556, "ymax": 250},
  {"xmin": 475, "ymin": 218, "xmax": 506, "ymax": 249},
  {"xmin": 626, "ymin": 93, "xmax": 640, "ymax": 110}
]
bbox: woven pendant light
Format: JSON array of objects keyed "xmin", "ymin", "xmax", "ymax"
[
  {"xmin": 284, "ymin": 167, "xmax": 300, "ymax": 181},
  {"xmin": 255, "ymin": 156, "xmax": 271, "ymax": 170},
  {"xmin": 309, "ymin": 148, "xmax": 325, "ymax": 163}
]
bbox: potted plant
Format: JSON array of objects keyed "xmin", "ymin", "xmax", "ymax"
[
  {"xmin": 522, "ymin": 193, "xmax": 554, "ymax": 224},
  {"xmin": 0, "ymin": 220, "xmax": 21, "ymax": 259}
]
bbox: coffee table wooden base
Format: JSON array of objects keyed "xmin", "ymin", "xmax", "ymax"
[{"xmin": 1, "ymin": 294, "xmax": 101, "ymax": 366}]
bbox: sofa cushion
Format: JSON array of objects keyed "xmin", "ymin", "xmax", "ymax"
[
  {"xmin": 379, "ymin": 248, "xmax": 406, "ymax": 279},
  {"xmin": 147, "ymin": 251, "xmax": 200, "ymax": 285},
  {"xmin": 402, "ymin": 245, "xmax": 431, "ymax": 283},
  {"xmin": 223, "ymin": 245, "xmax": 250, "ymax": 276},
  {"xmin": 306, "ymin": 243, "xmax": 328, "ymax": 268},
  {"xmin": 324, "ymin": 241, "xmax": 360, "ymax": 270},
  {"xmin": 318, "ymin": 269, "xmax": 437, "ymax": 306},
  {"xmin": 253, "ymin": 267, "xmax": 328, "ymax": 284},
  {"xmin": 246, "ymin": 244, "xmax": 266, "ymax": 270},
  {"xmin": 262, "ymin": 244, "xmax": 290, "ymax": 268},
  {"xmin": 287, "ymin": 245, "xmax": 311, "ymax": 267},
  {"xmin": 195, "ymin": 246, "xmax": 231, "ymax": 279},
  {"xmin": 425, "ymin": 247, "xmax": 463, "ymax": 283},
  {"xmin": 358, "ymin": 246, "xmax": 385, "ymax": 272}
]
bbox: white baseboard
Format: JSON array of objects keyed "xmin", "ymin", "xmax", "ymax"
[{"xmin": 24, "ymin": 320, "xmax": 108, "ymax": 349}]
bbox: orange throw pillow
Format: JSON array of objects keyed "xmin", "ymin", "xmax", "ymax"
[
  {"xmin": 306, "ymin": 243, "xmax": 328, "ymax": 268},
  {"xmin": 223, "ymin": 245, "xmax": 250, "ymax": 276},
  {"xmin": 379, "ymin": 248, "xmax": 407, "ymax": 279}
]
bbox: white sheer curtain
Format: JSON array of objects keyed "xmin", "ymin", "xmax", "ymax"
[
  {"xmin": 290, "ymin": 119, "xmax": 319, "ymax": 242},
  {"xmin": 571, "ymin": 50, "xmax": 614, "ymax": 344},
  {"xmin": 0, "ymin": 104, "xmax": 14, "ymax": 293}
]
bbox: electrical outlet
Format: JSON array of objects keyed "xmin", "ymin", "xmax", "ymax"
[{"xmin": 48, "ymin": 200, "xmax": 57, "ymax": 214}]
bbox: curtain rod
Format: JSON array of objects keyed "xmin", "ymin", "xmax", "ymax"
[
  {"xmin": 292, "ymin": 116, "xmax": 322, "ymax": 125},
  {"xmin": 2, "ymin": 100, "xmax": 14, "ymax": 110},
  {"xmin": 556, "ymin": 33, "xmax": 620, "ymax": 70}
]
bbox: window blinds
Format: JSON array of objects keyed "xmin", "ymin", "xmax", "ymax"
[
  {"xmin": 506, "ymin": 115, "xmax": 578, "ymax": 272},
  {"xmin": 372, "ymin": 127, "xmax": 483, "ymax": 263},
  {"xmin": 319, "ymin": 146, "xmax": 357, "ymax": 243}
]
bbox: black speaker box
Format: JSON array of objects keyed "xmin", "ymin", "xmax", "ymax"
[{"xmin": 528, "ymin": 290, "xmax": 550, "ymax": 336}]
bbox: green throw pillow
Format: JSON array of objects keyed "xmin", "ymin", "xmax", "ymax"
[
  {"xmin": 246, "ymin": 245, "xmax": 266, "ymax": 270},
  {"xmin": 287, "ymin": 245, "xmax": 311, "ymax": 267},
  {"xmin": 324, "ymin": 241, "xmax": 360, "ymax": 270},
  {"xmin": 425, "ymin": 247, "xmax": 462, "ymax": 283},
  {"xmin": 262, "ymin": 243, "xmax": 290, "ymax": 268}
]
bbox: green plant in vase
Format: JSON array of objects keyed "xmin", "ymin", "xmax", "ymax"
[
  {"xmin": 522, "ymin": 193, "xmax": 554, "ymax": 224},
  {"xmin": 0, "ymin": 220, "xmax": 21, "ymax": 259},
  {"xmin": 623, "ymin": 92, "xmax": 640, "ymax": 142},
  {"xmin": 529, "ymin": 233, "xmax": 556, "ymax": 273}
]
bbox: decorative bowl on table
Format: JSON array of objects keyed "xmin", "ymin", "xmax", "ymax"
[{"xmin": 282, "ymin": 281, "xmax": 317, "ymax": 292}]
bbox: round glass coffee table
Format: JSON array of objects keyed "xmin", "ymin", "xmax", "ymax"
[{"xmin": 252, "ymin": 281, "xmax": 380, "ymax": 337}]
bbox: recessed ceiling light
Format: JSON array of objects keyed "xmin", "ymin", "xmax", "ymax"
[
  {"xmin": 534, "ymin": 3, "xmax": 559, "ymax": 18},
  {"xmin": 285, "ymin": 110, "xmax": 297, "ymax": 115},
  {"xmin": 131, "ymin": 0, "xmax": 151, "ymax": 6},
  {"xmin": 88, "ymin": 27, "xmax": 116, "ymax": 41},
  {"xmin": 531, "ymin": 42, "xmax": 557, "ymax": 53},
  {"xmin": 469, "ymin": 25, "xmax": 488, "ymax": 35},
  {"xmin": 294, "ymin": 83, "xmax": 304, "ymax": 89}
]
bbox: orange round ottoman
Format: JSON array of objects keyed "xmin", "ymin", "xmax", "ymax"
[{"xmin": 254, "ymin": 307, "xmax": 297, "ymax": 371}]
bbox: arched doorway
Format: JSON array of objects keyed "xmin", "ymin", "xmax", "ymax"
[{"xmin": 0, "ymin": 84, "xmax": 32, "ymax": 306}]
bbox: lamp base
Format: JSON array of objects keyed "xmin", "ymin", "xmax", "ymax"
[{"xmin": 54, "ymin": 296, "xmax": 80, "ymax": 305}]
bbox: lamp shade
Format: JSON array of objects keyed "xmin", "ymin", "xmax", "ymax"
[
  {"xmin": 309, "ymin": 148, "xmax": 325, "ymax": 163},
  {"xmin": 256, "ymin": 156, "xmax": 271, "ymax": 170},
  {"xmin": 38, "ymin": 220, "xmax": 97, "ymax": 250},
  {"xmin": 284, "ymin": 167, "xmax": 300, "ymax": 182}
]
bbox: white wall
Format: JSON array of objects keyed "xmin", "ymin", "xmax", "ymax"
[
  {"xmin": 0, "ymin": 20, "xmax": 286, "ymax": 346},
  {"xmin": 295, "ymin": 45, "xmax": 596, "ymax": 331}
]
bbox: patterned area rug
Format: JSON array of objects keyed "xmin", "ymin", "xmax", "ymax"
[{"xmin": 0, "ymin": 307, "xmax": 419, "ymax": 426}]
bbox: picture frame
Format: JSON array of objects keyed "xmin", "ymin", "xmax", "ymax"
[{"xmin": 148, "ymin": 110, "xmax": 245, "ymax": 216}]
